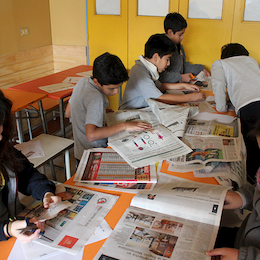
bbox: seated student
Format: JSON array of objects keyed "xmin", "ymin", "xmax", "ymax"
[
  {"xmin": 65, "ymin": 52, "xmax": 151, "ymax": 162},
  {"xmin": 211, "ymin": 43, "xmax": 260, "ymax": 183},
  {"xmin": 119, "ymin": 33, "xmax": 205, "ymax": 110},
  {"xmin": 206, "ymin": 120, "xmax": 260, "ymax": 260},
  {"xmin": 159, "ymin": 12, "xmax": 210, "ymax": 83},
  {"xmin": 0, "ymin": 90, "xmax": 61, "ymax": 243}
]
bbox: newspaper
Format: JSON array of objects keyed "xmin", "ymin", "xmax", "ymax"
[
  {"xmin": 106, "ymin": 99, "xmax": 195, "ymax": 138},
  {"xmin": 171, "ymin": 135, "xmax": 241, "ymax": 166},
  {"xmin": 185, "ymin": 117, "xmax": 240, "ymax": 138},
  {"xmin": 108, "ymin": 125, "xmax": 192, "ymax": 168},
  {"xmin": 74, "ymin": 148, "xmax": 157, "ymax": 183},
  {"xmin": 18, "ymin": 184, "xmax": 118, "ymax": 255},
  {"xmin": 94, "ymin": 175, "xmax": 230, "ymax": 260},
  {"xmin": 38, "ymin": 83, "xmax": 74, "ymax": 93}
]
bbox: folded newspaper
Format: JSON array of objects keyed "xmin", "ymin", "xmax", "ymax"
[
  {"xmin": 106, "ymin": 98, "xmax": 197, "ymax": 139},
  {"xmin": 18, "ymin": 184, "xmax": 118, "ymax": 255},
  {"xmin": 94, "ymin": 174, "xmax": 231, "ymax": 260}
]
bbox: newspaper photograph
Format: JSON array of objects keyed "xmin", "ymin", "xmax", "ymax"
[
  {"xmin": 18, "ymin": 184, "xmax": 118, "ymax": 255},
  {"xmin": 94, "ymin": 176, "xmax": 230, "ymax": 260},
  {"xmin": 108, "ymin": 125, "xmax": 192, "ymax": 168},
  {"xmin": 74, "ymin": 148, "xmax": 157, "ymax": 183},
  {"xmin": 172, "ymin": 135, "xmax": 241, "ymax": 166},
  {"xmin": 185, "ymin": 117, "xmax": 240, "ymax": 138}
]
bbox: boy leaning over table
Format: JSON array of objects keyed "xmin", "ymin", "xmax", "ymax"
[
  {"xmin": 159, "ymin": 12, "xmax": 210, "ymax": 84},
  {"xmin": 119, "ymin": 33, "xmax": 205, "ymax": 110},
  {"xmin": 65, "ymin": 52, "xmax": 151, "ymax": 164}
]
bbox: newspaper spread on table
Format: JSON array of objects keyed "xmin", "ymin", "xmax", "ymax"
[
  {"xmin": 74, "ymin": 148, "xmax": 157, "ymax": 183},
  {"xmin": 18, "ymin": 184, "xmax": 118, "ymax": 255},
  {"xmin": 108, "ymin": 125, "xmax": 192, "ymax": 168},
  {"xmin": 94, "ymin": 174, "xmax": 230, "ymax": 260},
  {"xmin": 106, "ymin": 98, "xmax": 195, "ymax": 138}
]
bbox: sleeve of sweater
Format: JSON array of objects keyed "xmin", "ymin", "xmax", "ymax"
[
  {"xmin": 239, "ymin": 246, "xmax": 260, "ymax": 260},
  {"xmin": 15, "ymin": 147, "xmax": 56, "ymax": 201},
  {"xmin": 211, "ymin": 60, "xmax": 228, "ymax": 112}
]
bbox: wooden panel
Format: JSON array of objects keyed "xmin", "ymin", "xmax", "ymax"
[
  {"xmin": 179, "ymin": 0, "xmax": 235, "ymax": 71},
  {"xmin": 231, "ymin": 0, "xmax": 260, "ymax": 64}
]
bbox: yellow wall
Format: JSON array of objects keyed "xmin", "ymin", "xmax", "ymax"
[
  {"xmin": 49, "ymin": 0, "xmax": 87, "ymax": 46},
  {"xmin": 0, "ymin": 0, "xmax": 52, "ymax": 56}
]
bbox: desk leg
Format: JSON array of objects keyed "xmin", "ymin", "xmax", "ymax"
[
  {"xmin": 65, "ymin": 149, "xmax": 71, "ymax": 180},
  {"xmin": 38, "ymin": 100, "xmax": 48, "ymax": 134},
  {"xmin": 15, "ymin": 111, "xmax": 24, "ymax": 143},
  {"xmin": 59, "ymin": 99, "xmax": 65, "ymax": 137}
]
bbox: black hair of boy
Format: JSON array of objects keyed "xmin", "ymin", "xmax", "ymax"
[
  {"xmin": 145, "ymin": 34, "xmax": 176, "ymax": 59},
  {"xmin": 221, "ymin": 43, "xmax": 249, "ymax": 59},
  {"xmin": 93, "ymin": 52, "xmax": 129, "ymax": 85},
  {"xmin": 164, "ymin": 12, "xmax": 187, "ymax": 34}
]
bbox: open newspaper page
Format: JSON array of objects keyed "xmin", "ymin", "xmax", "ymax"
[
  {"xmin": 94, "ymin": 175, "xmax": 230, "ymax": 260},
  {"xmin": 146, "ymin": 98, "xmax": 190, "ymax": 137},
  {"xmin": 18, "ymin": 184, "xmax": 118, "ymax": 255},
  {"xmin": 185, "ymin": 117, "xmax": 240, "ymax": 138},
  {"xmin": 172, "ymin": 135, "xmax": 241, "ymax": 166},
  {"xmin": 108, "ymin": 125, "xmax": 192, "ymax": 168},
  {"xmin": 74, "ymin": 148, "xmax": 157, "ymax": 183}
]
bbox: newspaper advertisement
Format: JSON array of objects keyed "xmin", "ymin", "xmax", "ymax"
[
  {"xmin": 108, "ymin": 125, "xmax": 192, "ymax": 168},
  {"xmin": 18, "ymin": 184, "xmax": 118, "ymax": 255},
  {"xmin": 185, "ymin": 117, "xmax": 240, "ymax": 138},
  {"xmin": 94, "ymin": 176, "xmax": 230, "ymax": 260},
  {"xmin": 172, "ymin": 135, "xmax": 241, "ymax": 166},
  {"xmin": 74, "ymin": 148, "xmax": 157, "ymax": 183}
]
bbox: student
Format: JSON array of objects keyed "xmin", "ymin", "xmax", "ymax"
[
  {"xmin": 206, "ymin": 120, "xmax": 260, "ymax": 260},
  {"xmin": 66, "ymin": 52, "xmax": 151, "ymax": 162},
  {"xmin": 159, "ymin": 12, "xmax": 210, "ymax": 83},
  {"xmin": 0, "ymin": 90, "xmax": 60, "ymax": 243},
  {"xmin": 119, "ymin": 33, "xmax": 205, "ymax": 110},
  {"xmin": 211, "ymin": 43, "xmax": 260, "ymax": 183}
]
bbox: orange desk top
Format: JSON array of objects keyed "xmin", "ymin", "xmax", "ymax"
[
  {"xmin": 1, "ymin": 89, "xmax": 47, "ymax": 114},
  {"xmin": 9, "ymin": 65, "xmax": 93, "ymax": 100}
]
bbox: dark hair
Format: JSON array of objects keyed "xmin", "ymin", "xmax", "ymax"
[
  {"xmin": 249, "ymin": 120, "xmax": 260, "ymax": 138},
  {"xmin": 92, "ymin": 52, "xmax": 128, "ymax": 85},
  {"xmin": 221, "ymin": 43, "xmax": 249, "ymax": 59},
  {"xmin": 164, "ymin": 12, "xmax": 187, "ymax": 34},
  {"xmin": 145, "ymin": 34, "xmax": 176, "ymax": 59},
  {"xmin": 0, "ymin": 90, "xmax": 24, "ymax": 173}
]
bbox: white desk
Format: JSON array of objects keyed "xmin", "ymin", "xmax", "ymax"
[{"xmin": 19, "ymin": 134, "xmax": 74, "ymax": 180}]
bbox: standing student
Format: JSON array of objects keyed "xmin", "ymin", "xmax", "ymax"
[
  {"xmin": 0, "ymin": 90, "xmax": 61, "ymax": 243},
  {"xmin": 119, "ymin": 33, "xmax": 205, "ymax": 110},
  {"xmin": 211, "ymin": 43, "xmax": 260, "ymax": 183},
  {"xmin": 159, "ymin": 12, "xmax": 210, "ymax": 84},
  {"xmin": 207, "ymin": 120, "xmax": 260, "ymax": 260},
  {"xmin": 65, "ymin": 52, "xmax": 151, "ymax": 162}
]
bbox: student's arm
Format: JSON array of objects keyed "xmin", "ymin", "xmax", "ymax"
[
  {"xmin": 160, "ymin": 82, "xmax": 200, "ymax": 92},
  {"xmin": 65, "ymin": 103, "xmax": 71, "ymax": 118},
  {"xmin": 156, "ymin": 92, "xmax": 205, "ymax": 104},
  {"xmin": 85, "ymin": 122, "xmax": 151, "ymax": 142}
]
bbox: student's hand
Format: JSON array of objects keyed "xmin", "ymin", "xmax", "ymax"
[
  {"xmin": 187, "ymin": 92, "xmax": 206, "ymax": 102},
  {"xmin": 181, "ymin": 83, "xmax": 200, "ymax": 92},
  {"xmin": 223, "ymin": 191, "xmax": 243, "ymax": 209},
  {"xmin": 43, "ymin": 192, "xmax": 61, "ymax": 209},
  {"xmin": 4, "ymin": 217, "xmax": 45, "ymax": 244},
  {"xmin": 203, "ymin": 69, "xmax": 211, "ymax": 77},
  {"xmin": 206, "ymin": 248, "xmax": 239, "ymax": 260},
  {"xmin": 125, "ymin": 122, "xmax": 151, "ymax": 131},
  {"xmin": 181, "ymin": 73, "xmax": 193, "ymax": 82}
]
